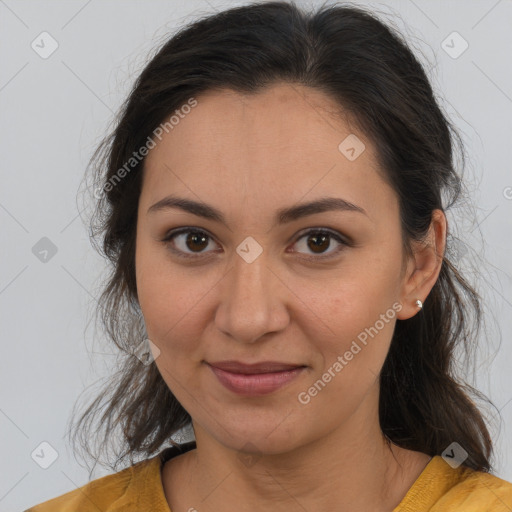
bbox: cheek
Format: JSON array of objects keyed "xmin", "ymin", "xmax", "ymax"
[
  {"xmin": 137, "ymin": 261, "xmax": 206, "ymax": 402},
  {"xmin": 315, "ymin": 294, "xmax": 397, "ymax": 371},
  {"xmin": 135, "ymin": 241, "xmax": 205, "ymax": 355},
  {"xmin": 138, "ymin": 279, "xmax": 206, "ymax": 356},
  {"xmin": 296, "ymin": 295, "xmax": 398, "ymax": 420},
  {"xmin": 303, "ymin": 263, "xmax": 401, "ymax": 384}
]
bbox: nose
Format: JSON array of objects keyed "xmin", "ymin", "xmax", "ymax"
[{"xmin": 214, "ymin": 249, "xmax": 290, "ymax": 344}]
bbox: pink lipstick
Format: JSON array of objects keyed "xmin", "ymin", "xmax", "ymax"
[{"xmin": 207, "ymin": 360, "xmax": 306, "ymax": 396}]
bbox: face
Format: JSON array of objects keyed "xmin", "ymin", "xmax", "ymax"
[{"xmin": 135, "ymin": 83, "xmax": 414, "ymax": 454}]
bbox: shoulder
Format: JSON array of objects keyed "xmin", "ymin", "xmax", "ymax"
[
  {"xmin": 433, "ymin": 465, "xmax": 512, "ymax": 511},
  {"xmin": 23, "ymin": 451, "xmax": 165, "ymax": 512},
  {"xmin": 24, "ymin": 443, "xmax": 196, "ymax": 512},
  {"xmin": 395, "ymin": 455, "xmax": 512, "ymax": 512}
]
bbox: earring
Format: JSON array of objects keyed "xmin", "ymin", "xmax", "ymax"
[{"xmin": 415, "ymin": 299, "xmax": 423, "ymax": 309}]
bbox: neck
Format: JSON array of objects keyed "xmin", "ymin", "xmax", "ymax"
[{"xmin": 164, "ymin": 392, "xmax": 431, "ymax": 512}]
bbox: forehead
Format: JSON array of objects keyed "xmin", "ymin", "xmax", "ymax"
[{"xmin": 141, "ymin": 83, "xmax": 396, "ymax": 224}]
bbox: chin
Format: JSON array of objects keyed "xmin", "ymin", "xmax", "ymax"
[{"xmin": 203, "ymin": 413, "xmax": 308, "ymax": 456}]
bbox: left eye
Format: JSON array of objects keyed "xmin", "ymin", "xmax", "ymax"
[
  {"xmin": 162, "ymin": 228, "xmax": 348, "ymax": 260},
  {"xmin": 291, "ymin": 229, "xmax": 348, "ymax": 259}
]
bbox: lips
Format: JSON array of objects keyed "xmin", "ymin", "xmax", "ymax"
[
  {"xmin": 206, "ymin": 360, "xmax": 307, "ymax": 396},
  {"xmin": 207, "ymin": 360, "xmax": 305, "ymax": 374}
]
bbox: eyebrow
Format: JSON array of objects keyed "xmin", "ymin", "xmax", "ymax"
[{"xmin": 147, "ymin": 194, "xmax": 368, "ymax": 227}]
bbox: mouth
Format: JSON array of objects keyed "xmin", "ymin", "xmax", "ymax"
[{"xmin": 206, "ymin": 360, "xmax": 307, "ymax": 396}]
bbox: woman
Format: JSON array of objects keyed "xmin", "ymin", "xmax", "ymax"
[{"xmin": 25, "ymin": 1, "xmax": 512, "ymax": 511}]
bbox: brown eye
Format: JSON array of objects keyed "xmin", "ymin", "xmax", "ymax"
[
  {"xmin": 307, "ymin": 232, "xmax": 330, "ymax": 253},
  {"xmin": 162, "ymin": 227, "xmax": 349, "ymax": 261},
  {"xmin": 183, "ymin": 231, "xmax": 209, "ymax": 252},
  {"xmin": 291, "ymin": 229, "xmax": 348, "ymax": 259},
  {"xmin": 163, "ymin": 228, "xmax": 218, "ymax": 258}
]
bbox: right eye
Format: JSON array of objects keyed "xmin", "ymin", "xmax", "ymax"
[{"xmin": 161, "ymin": 228, "xmax": 220, "ymax": 259}]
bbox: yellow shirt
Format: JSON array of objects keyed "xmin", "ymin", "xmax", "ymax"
[{"xmin": 25, "ymin": 441, "xmax": 512, "ymax": 511}]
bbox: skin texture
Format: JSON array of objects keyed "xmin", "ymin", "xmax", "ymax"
[{"xmin": 135, "ymin": 83, "xmax": 446, "ymax": 511}]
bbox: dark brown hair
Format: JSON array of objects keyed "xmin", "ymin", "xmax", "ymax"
[{"xmin": 71, "ymin": 0, "xmax": 500, "ymax": 475}]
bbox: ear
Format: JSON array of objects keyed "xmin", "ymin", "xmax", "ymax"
[{"xmin": 395, "ymin": 209, "xmax": 447, "ymax": 320}]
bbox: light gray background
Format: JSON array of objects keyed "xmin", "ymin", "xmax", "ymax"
[{"xmin": 1, "ymin": 0, "xmax": 511, "ymax": 510}]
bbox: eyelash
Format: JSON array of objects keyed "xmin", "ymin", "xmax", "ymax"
[{"xmin": 161, "ymin": 227, "xmax": 351, "ymax": 261}]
